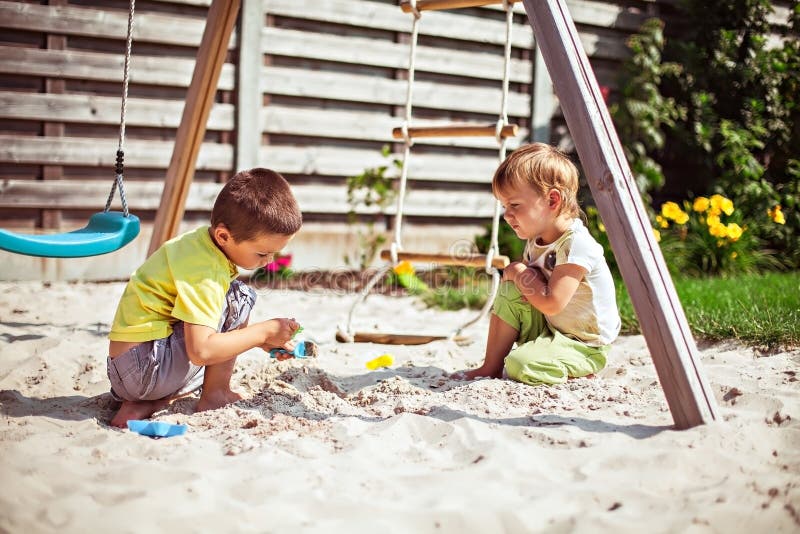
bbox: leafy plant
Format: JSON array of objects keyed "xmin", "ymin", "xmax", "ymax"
[
  {"xmin": 612, "ymin": 2, "xmax": 800, "ymax": 268},
  {"xmin": 609, "ymin": 18, "xmax": 685, "ymax": 202},
  {"xmin": 344, "ymin": 145, "xmax": 402, "ymax": 269}
]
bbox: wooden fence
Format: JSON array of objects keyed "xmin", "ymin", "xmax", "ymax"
[{"xmin": 0, "ymin": 0, "xmax": 671, "ymax": 280}]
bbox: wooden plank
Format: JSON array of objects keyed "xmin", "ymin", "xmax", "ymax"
[
  {"xmin": 530, "ymin": 46, "xmax": 556, "ymax": 142},
  {"xmin": 149, "ymin": 0, "xmax": 241, "ymax": 255},
  {"xmin": 379, "ymin": 250, "xmax": 510, "ymax": 269},
  {"xmin": 262, "ymin": 26, "xmax": 532, "ymax": 83},
  {"xmin": 0, "ymin": 0, "xmax": 236, "ymax": 48},
  {"xmin": 42, "ymin": 0, "xmax": 67, "ymax": 231},
  {"xmin": 0, "ymin": 91, "xmax": 234, "ymax": 130},
  {"xmin": 262, "ymin": 106, "xmax": 527, "ymax": 149},
  {"xmin": 257, "ymin": 145, "xmax": 500, "ymax": 182},
  {"xmin": 263, "ymin": 0, "xmax": 642, "ymax": 55},
  {"xmin": 262, "ymin": 65, "xmax": 531, "ymax": 117},
  {"xmin": 336, "ymin": 332, "xmax": 457, "ymax": 345},
  {"xmin": 0, "ymin": 46, "xmax": 236, "ymax": 90},
  {"xmin": 263, "ymin": 0, "xmax": 535, "ymax": 48},
  {"xmin": 392, "ymin": 123, "xmax": 518, "ymax": 139},
  {"xmin": 0, "ymin": 180, "xmax": 498, "ymax": 218},
  {"xmin": 0, "ymin": 136, "xmax": 232, "ymax": 170},
  {"xmin": 564, "ymin": 0, "xmax": 649, "ymax": 32},
  {"xmin": 237, "ymin": 0, "xmax": 265, "ymax": 170},
  {"xmin": 0, "ymin": 136, "xmax": 503, "ymax": 182},
  {"xmin": 521, "ymin": 0, "xmax": 718, "ymax": 429},
  {"xmin": 400, "ymin": 0, "xmax": 521, "ymax": 12}
]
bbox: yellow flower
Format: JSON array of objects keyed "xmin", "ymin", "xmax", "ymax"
[
  {"xmin": 721, "ymin": 199, "xmax": 734, "ymax": 215},
  {"xmin": 726, "ymin": 223, "xmax": 743, "ymax": 242},
  {"xmin": 731, "ymin": 251, "xmax": 738, "ymax": 259},
  {"xmin": 768, "ymin": 205, "xmax": 786, "ymax": 225},
  {"xmin": 709, "ymin": 194, "xmax": 734, "ymax": 216},
  {"xmin": 706, "ymin": 213, "xmax": 721, "ymax": 227},
  {"xmin": 693, "ymin": 197, "xmax": 710, "ymax": 213},
  {"xmin": 655, "ymin": 215, "xmax": 669, "ymax": 229},
  {"xmin": 661, "ymin": 201, "xmax": 689, "ymax": 224},
  {"xmin": 709, "ymin": 223, "xmax": 728, "ymax": 238},
  {"xmin": 598, "ymin": 222, "xmax": 606, "ymax": 233},
  {"xmin": 393, "ymin": 260, "xmax": 415, "ymax": 276},
  {"xmin": 653, "ymin": 228, "xmax": 661, "ymax": 242},
  {"xmin": 661, "ymin": 201, "xmax": 681, "ymax": 220}
]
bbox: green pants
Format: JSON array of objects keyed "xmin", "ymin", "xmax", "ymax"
[{"xmin": 493, "ymin": 281, "xmax": 608, "ymax": 386}]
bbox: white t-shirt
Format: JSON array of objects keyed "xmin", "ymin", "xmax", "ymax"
[{"xmin": 523, "ymin": 218, "xmax": 621, "ymax": 346}]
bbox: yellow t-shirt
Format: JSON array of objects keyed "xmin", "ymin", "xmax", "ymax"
[{"xmin": 109, "ymin": 226, "xmax": 239, "ymax": 342}]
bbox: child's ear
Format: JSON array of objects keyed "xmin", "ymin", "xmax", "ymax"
[
  {"xmin": 212, "ymin": 224, "xmax": 231, "ymax": 244},
  {"xmin": 548, "ymin": 189, "xmax": 562, "ymax": 209}
]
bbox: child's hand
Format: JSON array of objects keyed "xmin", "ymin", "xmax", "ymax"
[{"xmin": 261, "ymin": 318, "xmax": 300, "ymax": 348}]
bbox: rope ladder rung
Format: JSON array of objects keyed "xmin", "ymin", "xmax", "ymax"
[
  {"xmin": 392, "ymin": 123, "xmax": 518, "ymax": 140},
  {"xmin": 400, "ymin": 0, "xmax": 521, "ymax": 14},
  {"xmin": 380, "ymin": 250, "xmax": 510, "ymax": 270}
]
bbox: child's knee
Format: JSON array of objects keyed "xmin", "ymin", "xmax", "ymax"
[
  {"xmin": 504, "ymin": 350, "xmax": 568, "ymax": 386},
  {"xmin": 495, "ymin": 280, "xmax": 523, "ymax": 303}
]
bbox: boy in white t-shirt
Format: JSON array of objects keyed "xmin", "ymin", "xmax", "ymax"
[{"xmin": 458, "ymin": 143, "xmax": 621, "ymax": 385}]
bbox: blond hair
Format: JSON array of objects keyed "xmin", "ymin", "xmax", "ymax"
[{"xmin": 492, "ymin": 143, "xmax": 581, "ymax": 218}]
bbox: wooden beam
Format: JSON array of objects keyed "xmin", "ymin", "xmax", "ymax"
[
  {"xmin": 379, "ymin": 250, "xmax": 510, "ymax": 269},
  {"xmin": 148, "ymin": 0, "xmax": 241, "ymax": 256},
  {"xmin": 520, "ymin": 0, "xmax": 718, "ymax": 429},
  {"xmin": 530, "ymin": 45, "xmax": 555, "ymax": 142},
  {"xmin": 392, "ymin": 123, "xmax": 518, "ymax": 139},
  {"xmin": 335, "ymin": 331, "xmax": 469, "ymax": 345},
  {"xmin": 400, "ymin": 0, "xmax": 520, "ymax": 13},
  {"xmin": 236, "ymin": 0, "xmax": 263, "ymax": 171},
  {"xmin": 41, "ymin": 0, "xmax": 67, "ymax": 231}
]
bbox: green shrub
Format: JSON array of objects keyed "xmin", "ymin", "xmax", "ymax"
[{"xmin": 611, "ymin": 1, "xmax": 800, "ymax": 269}]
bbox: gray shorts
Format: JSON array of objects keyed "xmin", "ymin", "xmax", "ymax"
[{"xmin": 107, "ymin": 280, "xmax": 256, "ymax": 402}]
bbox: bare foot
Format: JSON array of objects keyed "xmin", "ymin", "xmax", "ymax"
[
  {"xmin": 196, "ymin": 388, "xmax": 244, "ymax": 412},
  {"xmin": 453, "ymin": 367, "xmax": 502, "ymax": 380},
  {"xmin": 110, "ymin": 399, "xmax": 169, "ymax": 428}
]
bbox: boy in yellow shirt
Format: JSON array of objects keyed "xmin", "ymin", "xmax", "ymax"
[{"xmin": 107, "ymin": 168, "xmax": 303, "ymax": 427}]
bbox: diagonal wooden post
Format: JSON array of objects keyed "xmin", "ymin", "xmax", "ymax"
[
  {"xmin": 521, "ymin": 0, "xmax": 718, "ymax": 429},
  {"xmin": 148, "ymin": 0, "xmax": 241, "ymax": 256}
]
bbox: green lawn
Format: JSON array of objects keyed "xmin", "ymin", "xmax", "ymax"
[
  {"xmin": 423, "ymin": 271, "xmax": 800, "ymax": 347},
  {"xmin": 617, "ymin": 271, "xmax": 800, "ymax": 347}
]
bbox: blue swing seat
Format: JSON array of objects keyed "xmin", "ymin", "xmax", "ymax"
[{"xmin": 0, "ymin": 211, "xmax": 140, "ymax": 258}]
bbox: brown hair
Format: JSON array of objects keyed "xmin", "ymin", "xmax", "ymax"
[
  {"xmin": 211, "ymin": 168, "xmax": 302, "ymax": 241},
  {"xmin": 492, "ymin": 143, "xmax": 581, "ymax": 218}
]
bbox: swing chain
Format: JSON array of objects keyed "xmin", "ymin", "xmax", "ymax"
[{"xmin": 105, "ymin": 0, "xmax": 135, "ymax": 218}]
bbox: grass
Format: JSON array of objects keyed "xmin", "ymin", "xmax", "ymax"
[
  {"xmin": 422, "ymin": 271, "xmax": 800, "ymax": 348},
  {"xmin": 616, "ymin": 271, "xmax": 800, "ymax": 348}
]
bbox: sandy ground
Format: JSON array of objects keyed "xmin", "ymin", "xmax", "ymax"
[{"xmin": 0, "ymin": 280, "xmax": 798, "ymax": 533}]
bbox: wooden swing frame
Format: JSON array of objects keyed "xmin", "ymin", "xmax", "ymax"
[{"xmin": 149, "ymin": 0, "xmax": 718, "ymax": 430}]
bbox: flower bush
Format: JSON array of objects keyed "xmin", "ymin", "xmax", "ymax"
[
  {"xmin": 585, "ymin": 194, "xmax": 784, "ymax": 278},
  {"xmin": 654, "ymin": 194, "xmax": 780, "ymax": 276}
]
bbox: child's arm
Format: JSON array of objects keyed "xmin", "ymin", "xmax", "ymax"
[
  {"xmin": 503, "ymin": 262, "xmax": 586, "ymax": 316},
  {"xmin": 183, "ymin": 318, "xmax": 298, "ymax": 366}
]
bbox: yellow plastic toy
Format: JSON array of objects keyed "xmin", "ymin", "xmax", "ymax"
[{"xmin": 365, "ymin": 354, "xmax": 394, "ymax": 370}]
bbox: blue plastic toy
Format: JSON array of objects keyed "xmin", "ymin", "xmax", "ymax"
[
  {"xmin": 269, "ymin": 340, "xmax": 317, "ymax": 360},
  {"xmin": 127, "ymin": 419, "xmax": 188, "ymax": 438}
]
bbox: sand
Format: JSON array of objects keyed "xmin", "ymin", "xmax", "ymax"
[{"xmin": 0, "ymin": 280, "xmax": 798, "ymax": 533}]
